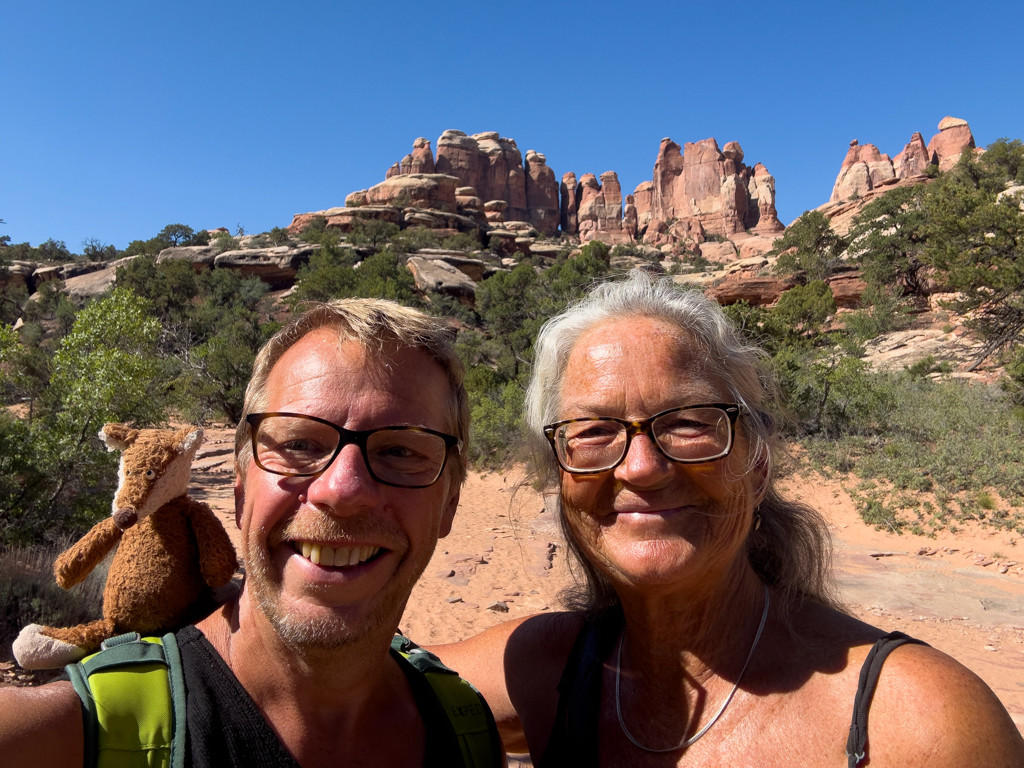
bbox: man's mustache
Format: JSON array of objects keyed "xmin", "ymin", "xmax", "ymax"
[{"xmin": 267, "ymin": 511, "xmax": 409, "ymax": 551}]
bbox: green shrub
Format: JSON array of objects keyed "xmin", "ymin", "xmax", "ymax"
[{"xmin": 440, "ymin": 232, "xmax": 480, "ymax": 251}]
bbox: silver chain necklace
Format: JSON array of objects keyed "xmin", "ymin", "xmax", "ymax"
[{"xmin": 615, "ymin": 584, "xmax": 770, "ymax": 753}]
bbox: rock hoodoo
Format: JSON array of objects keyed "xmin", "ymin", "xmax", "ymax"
[
  {"xmin": 307, "ymin": 129, "xmax": 787, "ymax": 255},
  {"xmin": 830, "ymin": 117, "xmax": 979, "ymax": 203}
]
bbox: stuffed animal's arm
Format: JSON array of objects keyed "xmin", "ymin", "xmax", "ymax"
[
  {"xmin": 184, "ymin": 499, "xmax": 239, "ymax": 587},
  {"xmin": 52, "ymin": 518, "xmax": 122, "ymax": 589}
]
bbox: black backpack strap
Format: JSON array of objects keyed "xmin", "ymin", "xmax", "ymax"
[{"xmin": 846, "ymin": 631, "xmax": 928, "ymax": 768}]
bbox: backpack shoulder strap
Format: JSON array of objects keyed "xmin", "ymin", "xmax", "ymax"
[
  {"xmin": 391, "ymin": 634, "xmax": 503, "ymax": 768},
  {"xmin": 66, "ymin": 632, "xmax": 187, "ymax": 768}
]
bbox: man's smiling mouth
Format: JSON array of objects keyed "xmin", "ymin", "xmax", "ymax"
[{"xmin": 290, "ymin": 541, "xmax": 383, "ymax": 567}]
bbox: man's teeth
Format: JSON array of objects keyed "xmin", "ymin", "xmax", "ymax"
[{"xmin": 296, "ymin": 542, "xmax": 380, "ymax": 567}]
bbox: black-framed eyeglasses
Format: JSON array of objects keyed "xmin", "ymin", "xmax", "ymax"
[
  {"xmin": 246, "ymin": 412, "xmax": 462, "ymax": 489},
  {"xmin": 543, "ymin": 404, "xmax": 742, "ymax": 475}
]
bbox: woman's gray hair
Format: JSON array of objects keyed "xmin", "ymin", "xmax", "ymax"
[{"xmin": 525, "ymin": 269, "xmax": 841, "ymax": 614}]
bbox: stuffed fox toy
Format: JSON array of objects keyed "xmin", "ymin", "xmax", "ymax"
[{"xmin": 13, "ymin": 424, "xmax": 238, "ymax": 669}]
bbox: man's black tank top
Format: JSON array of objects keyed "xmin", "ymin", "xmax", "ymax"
[
  {"xmin": 537, "ymin": 610, "xmax": 925, "ymax": 767},
  {"xmin": 176, "ymin": 625, "xmax": 464, "ymax": 767}
]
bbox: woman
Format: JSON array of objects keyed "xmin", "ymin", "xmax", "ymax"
[{"xmin": 434, "ymin": 270, "xmax": 1024, "ymax": 766}]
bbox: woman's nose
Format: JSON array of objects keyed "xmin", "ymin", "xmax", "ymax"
[{"xmin": 614, "ymin": 432, "xmax": 674, "ymax": 487}]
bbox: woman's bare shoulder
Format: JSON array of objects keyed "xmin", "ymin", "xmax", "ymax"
[
  {"xmin": 787, "ymin": 602, "xmax": 1024, "ymax": 766},
  {"xmin": 428, "ymin": 611, "xmax": 586, "ymax": 754},
  {"xmin": 865, "ymin": 642, "xmax": 1024, "ymax": 766}
]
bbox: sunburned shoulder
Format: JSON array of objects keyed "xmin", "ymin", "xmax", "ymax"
[
  {"xmin": 0, "ymin": 680, "xmax": 83, "ymax": 768},
  {"xmin": 863, "ymin": 642, "xmax": 1024, "ymax": 767}
]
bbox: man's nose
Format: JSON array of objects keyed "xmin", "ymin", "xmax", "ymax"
[{"xmin": 305, "ymin": 442, "xmax": 382, "ymax": 512}]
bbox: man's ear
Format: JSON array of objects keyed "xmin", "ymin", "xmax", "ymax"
[
  {"xmin": 438, "ymin": 485, "xmax": 460, "ymax": 539},
  {"xmin": 234, "ymin": 474, "xmax": 245, "ymax": 530}
]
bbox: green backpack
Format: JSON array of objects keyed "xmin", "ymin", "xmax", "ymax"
[{"xmin": 66, "ymin": 631, "xmax": 502, "ymax": 768}]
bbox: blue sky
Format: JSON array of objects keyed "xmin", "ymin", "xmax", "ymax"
[{"xmin": 2, "ymin": 0, "xmax": 1022, "ymax": 251}]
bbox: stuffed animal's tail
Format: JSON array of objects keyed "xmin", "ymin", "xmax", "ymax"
[{"xmin": 12, "ymin": 619, "xmax": 117, "ymax": 669}]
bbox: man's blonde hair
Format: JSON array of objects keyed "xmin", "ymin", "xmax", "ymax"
[{"xmin": 235, "ymin": 299, "xmax": 469, "ymax": 486}]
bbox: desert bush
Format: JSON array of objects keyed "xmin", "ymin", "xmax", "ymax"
[{"xmin": 0, "ymin": 543, "xmax": 107, "ymax": 659}]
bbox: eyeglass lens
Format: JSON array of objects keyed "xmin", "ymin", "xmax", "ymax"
[
  {"xmin": 554, "ymin": 407, "xmax": 733, "ymax": 471},
  {"xmin": 253, "ymin": 415, "xmax": 450, "ymax": 487}
]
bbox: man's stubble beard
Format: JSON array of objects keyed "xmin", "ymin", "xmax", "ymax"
[{"xmin": 243, "ymin": 511, "xmax": 427, "ymax": 651}]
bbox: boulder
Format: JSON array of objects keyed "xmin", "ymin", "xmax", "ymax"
[
  {"xmin": 406, "ymin": 256, "xmax": 476, "ymax": 305},
  {"xmin": 524, "ymin": 150, "xmax": 559, "ymax": 235},
  {"xmin": 287, "ymin": 206, "xmax": 402, "ymax": 234},
  {"xmin": 0, "ymin": 261, "xmax": 37, "ymax": 292},
  {"xmin": 707, "ymin": 272, "xmax": 797, "ymax": 306},
  {"xmin": 63, "ymin": 266, "xmax": 117, "ymax": 301},
  {"xmin": 484, "ymin": 199, "xmax": 507, "ymax": 223},
  {"xmin": 156, "ymin": 245, "xmax": 220, "ymax": 269},
  {"xmin": 214, "ymin": 245, "xmax": 319, "ymax": 289},
  {"xmin": 927, "ymin": 117, "xmax": 975, "ymax": 172},
  {"xmin": 827, "ymin": 270, "xmax": 867, "ymax": 309},
  {"xmin": 365, "ymin": 174, "xmax": 458, "ymax": 212},
  {"xmin": 410, "ymin": 249, "xmax": 487, "ymax": 282},
  {"xmin": 346, "ymin": 190, "xmax": 369, "ymax": 207},
  {"xmin": 698, "ymin": 240, "xmax": 738, "ymax": 263}
]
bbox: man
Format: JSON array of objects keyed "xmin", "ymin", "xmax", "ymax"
[{"xmin": 0, "ymin": 298, "xmax": 502, "ymax": 768}]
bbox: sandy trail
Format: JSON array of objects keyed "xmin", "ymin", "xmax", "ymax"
[{"xmin": 181, "ymin": 427, "xmax": 1024, "ymax": 734}]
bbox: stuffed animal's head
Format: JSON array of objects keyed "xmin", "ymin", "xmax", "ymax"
[{"xmin": 100, "ymin": 424, "xmax": 204, "ymax": 529}]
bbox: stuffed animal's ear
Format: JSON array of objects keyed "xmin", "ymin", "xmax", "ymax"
[
  {"xmin": 176, "ymin": 426, "xmax": 205, "ymax": 455},
  {"xmin": 99, "ymin": 424, "xmax": 139, "ymax": 452}
]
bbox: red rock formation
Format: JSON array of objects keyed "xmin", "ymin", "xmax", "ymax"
[
  {"xmin": 576, "ymin": 172, "xmax": 630, "ymax": 244},
  {"xmin": 472, "ymin": 132, "xmax": 527, "ymax": 222},
  {"xmin": 829, "ymin": 118, "xmax": 977, "ymax": 204},
  {"xmin": 748, "ymin": 164, "xmax": 784, "ymax": 234},
  {"xmin": 830, "ymin": 141, "xmax": 897, "ymax": 202},
  {"xmin": 524, "ymin": 150, "xmax": 559, "ymax": 235},
  {"xmin": 365, "ymin": 174, "xmax": 458, "ymax": 212},
  {"xmin": 927, "ymin": 117, "xmax": 975, "ymax": 172},
  {"xmin": 623, "ymin": 196, "xmax": 638, "ymax": 242},
  {"xmin": 651, "ymin": 138, "xmax": 685, "ymax": 221},
  {"xmin": 576, "ymin": 173, "xmax": 602, "ymax": 241},
  {"xmin": 435, "ymin": 130, "xmax": 481, "ymax": 190},
  {"xmin": 411, "ymin": 138, "xmax": 435, "ymax": 174},
  {"xmin": 632, "ymin": 181, "xmax": 654, "ymax": 231},
  {"xmin": 560, "ymin": 172, "xmax": 578, "ymax": 234},
  {"xmin": 642, "ymin": 137, "xmax": 779, "ymax": 241},
  {"xmin": 893, "ymin": 132, "xmax": 931, "ymax": 178}
]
